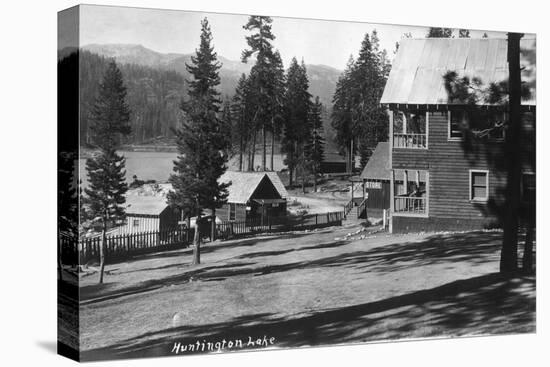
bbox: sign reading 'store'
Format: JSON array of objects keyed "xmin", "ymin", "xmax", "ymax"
[{"xmin": 365, "ymin": 181, "xmax": 382, "ymax": 189}]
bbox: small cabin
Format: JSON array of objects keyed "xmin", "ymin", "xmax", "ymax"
[
  {"xmin": 359, "ymin": 142, "xmax": 391, "ymax": 210},
  {"xmin": 217, "ymin": 171, "xmax": 288, "ymax": 223},
  {"xmin": 115, "ymin": 195, "xmax": 180, "ymax": 234}
]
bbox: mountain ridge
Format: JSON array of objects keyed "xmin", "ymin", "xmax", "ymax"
[{"xmin": 81, "ymin": 43, "xmax": 341, "ymax": 106}]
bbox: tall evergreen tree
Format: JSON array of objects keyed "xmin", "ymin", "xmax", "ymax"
[
  {"xmin": 352, "ymin": 31, "xmax": 389, "ymax": 167},
  {"xmin": 282, "ymin": 58, "xmax": 312, "ymax": 187},
  {"xmin": 305, "ymin": 96, "xmax": 325, "ymax": 192},
  {"xmin": 241, "ymin": 15, "xmax": 280, "ymax": 171},
  {"xmin": 167, "ymin": 18, "xmax": 230, "ymax": 265},
  {"xmin": 230, "ymin": 74, "xmax": 250, "ymax": 171},
  {"xmin": 268, "ymin": 50, "xmax": 286, "ymax": 171},
  {"xmin": 331, "ymin": 55, "xmax": 356, "ymax": 173},
  {"xmin": 82, "ymin": 61, "xmax": 131, "ymax": 284}
]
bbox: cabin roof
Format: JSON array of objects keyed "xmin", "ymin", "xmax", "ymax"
[
  {"xmin": 360, "ymin": 142, "xmax": 390, "ymax": 181},
  {"xmin": 125, "ymin": 195, "xmax": 168, "ymax": 216},
  {"xmin": 219, "ymin": 171, "xmax": 288, "ymax": 204},
  {"xmin": 380, "ymin": 38, "xmax": 536, "ymax": 106}
]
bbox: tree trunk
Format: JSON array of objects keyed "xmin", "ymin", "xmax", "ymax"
[
  {"xmin": 313, "ymin": 173, "xmax": 317, "ymax": 192},
  {"xmin": 99, "ymin": 219, "xmax": 106, "ymax": 284},
  {"xmin": 350, "ymin": 138, "xmax": 354, "ymax": 174},
  {"xmin": 193, "ymin": 213, "xmax": 201, "ymax": 265},
  {"xmin": 523, "ymin": 217, "xmax": 534, "ymax": 273},
  {"xmin": 210, "ymin": 208, "xmax": 216, "ymax": 242},
  {"xmin": 289, "ymin": 165, "xmax": 294, "ymax": 187},
  {"xmin": 186, "ymin": 216, "xmax": 191, "ymax": 243},
  {"xmin": 500, "ymin": 32, "xmax": 523, "ymax": 273},
  {"xmin": 239, "ymin": 136, "xmax": 243, "ymax": 171},
  {"xmin": 271, "ymin": 127, "xmax": 275, "ymax": 171},
  {"xmin": 250, "ymin": 130, "xmax": 257, "ymax": 171},
  {"xmin": 57, "ymin": 229, "xmax": 63, "ymax": 282},
  {"xmin": 262, "ymin": 124, "xmax": 267, "ymax": 171}
]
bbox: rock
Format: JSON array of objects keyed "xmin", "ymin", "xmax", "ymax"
[{"xmin": 172, "ymin": 312, "xmax": 182, "ymax": 327}]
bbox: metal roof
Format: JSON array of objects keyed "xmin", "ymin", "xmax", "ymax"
[
  {"xmin": 380, "ymin": 38, "xmax": 536, "ymax": 106},
  {"xmin": 125, "ymin": 195, "xmax": 168, "ymax": 216},
  {"xmin": 360, "ymin": 142, "xmax": 390, "ymax": 181},
  {"xmin": 219, "ymin": 171, "xmax": 288, "ymax": 204}
]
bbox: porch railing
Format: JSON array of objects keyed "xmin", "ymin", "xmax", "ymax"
[
  {"xmin": 393, "ymin": 133, "xmax": 427, "ymax": 149},
  {"xmin": 394, "ymin": 196, "xmax": 426, "ymax": 214}
]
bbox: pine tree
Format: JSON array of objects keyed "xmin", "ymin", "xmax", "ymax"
[
  {"xmin": 331, "ymin": 56, "xmax": 356, "ymax": 173},
  {"xmin": 305, "ymin": 96, "xmax": 325, "ymax": 192},
  {"xmin": 268, "ymin": 50, "xmax": 286, "ymax": 171},
  {"xmin": 352, "ymin": 32, "xmax": 389, "ymax": 168},
  {"xmin": 230, "ymin": 74, "xmax": 250, "ymax": 171},
  {"xmin": 82, "ymin": 61, "xmax": 131, "ymax": 284},
  {"xmin": 167, "ymin": 18, "xmax": 230, "ymax": 265},
  {"xmin": 241, "ymin": 15, "xmax": 280, "ymax": 171},
  {"xmin": 282, "ymin": 58, "xmax": 312, "ymax": 188}
]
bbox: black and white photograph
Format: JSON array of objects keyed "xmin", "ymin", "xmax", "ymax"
[{"xmin": 54, "ymin": 1, "xmax": 538, "ymax": 364}]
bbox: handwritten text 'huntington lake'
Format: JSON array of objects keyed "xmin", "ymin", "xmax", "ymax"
[{"xmin": 171, "ymin": 336, "xmax": 276, "ymax": 354}]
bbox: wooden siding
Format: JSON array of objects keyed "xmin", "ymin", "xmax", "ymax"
[
  {"xmin": 392, "ymin": 216, "xmax": 497, "ymax": 233},
  {"xmin": 365, "ymin": 180, "xmax": 391, "ymax": 210},
  {"xmin": 391, "ymin": 110, "xmax": 535, "ymax": 230},
  {"xmin": 218, "ymin": 203, "xmax": 247, "ymax": 222},
  {"xmin": 120, "ymin": 215, "xmax": 161, "ymax": 233}
]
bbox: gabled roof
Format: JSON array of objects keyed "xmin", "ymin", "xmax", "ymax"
[
  {"xmin": 219, "ymin": 171, "xmax": 288, "ymax": 204},
  {"xmin": 265, "ymin": 172, "xmax": 289, "ymax": 199},
  {"xmin": 380, "ymin": 38, "xmax": 536, "ymax": 106},
  {"xmin": 125, "ymin": 195, "xmax": 168, "ymax": 216},
  {"xmin": 360, "ymin": 142, "xmax": 390, "ymax": 180}
]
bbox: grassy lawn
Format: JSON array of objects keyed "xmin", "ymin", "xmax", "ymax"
[{"xmin": 78, "ymin": 225, "xmax": 535, "ymax": 361}]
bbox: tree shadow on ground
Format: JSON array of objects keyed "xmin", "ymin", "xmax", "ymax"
[
  {"xmin": 80, "ymin": 231, "xmax": 506, "ymax": 304},
  {"xmin": 80, "ymin": 272, "xmax": 535, "ymax": 361}
]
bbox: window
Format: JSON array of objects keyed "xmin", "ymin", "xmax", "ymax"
[
  {"xmin": 470, "ymin": 170, "xmax": 489, "ymax": 201},
  {"xmin": 449, "ymin": 110, "xmax": 506, "ymax": 141},
  {"xmin": 393, "ymin": 110, "xmax": 428, "ymax": 149},
  {"xmin": 393, "ymin": 169, "xmax": 429, "ymax": 215},
  {"xmin": 449, "ymin": 110, "xmax": 466, "ymax": 139},
  {"xmin": 132, "ymin": 219, "xmax": 140, "ymax": 227},
  {"xmin": 229, "ymin": 203, "xmax": 236, "ymax": 221},
  {"xmin": 522, "ymin": 172, "xmax": 535, "ymax": 202}
]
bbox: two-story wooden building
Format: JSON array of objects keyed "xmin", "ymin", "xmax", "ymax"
[{"xmin": 381, "ymin": 38, "xmax": 536, "ymax": 233}]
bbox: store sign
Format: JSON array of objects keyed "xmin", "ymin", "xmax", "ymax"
[{"xmin": 365, "ymin": 181, "xmax": 382, "ymax": 189}]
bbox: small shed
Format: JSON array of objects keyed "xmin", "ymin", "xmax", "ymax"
[
  {"xmin": 218, "ymin": 171, "xmax": 288, "ymax": 222},
  {"xmin": 359, "ymin": 142, "xmax": 391, "ymax": 210},
  {"xmin": 118, "ymin": 195, "xmax": 180, "ymax": 234}
]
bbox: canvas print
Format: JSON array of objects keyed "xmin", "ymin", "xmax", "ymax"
[{"xmin": 57, "ymin": 4, "xmax": 536, "ymax": 362}]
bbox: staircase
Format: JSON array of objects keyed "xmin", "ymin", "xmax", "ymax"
[{"xmin": 343, "ymin": 198, "xmax": 367, "ymax": 224}]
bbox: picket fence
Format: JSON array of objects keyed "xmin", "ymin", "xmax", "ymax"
[{"xmin": 60, "ymin": 211, "xmax": 344, "ymax": 265}]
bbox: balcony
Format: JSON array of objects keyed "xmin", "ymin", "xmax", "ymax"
[
  {"xmin": 393, "ymin": 133, "xmax": 427, "ymax": 149},
  {"xmin": 394, "ymin": 195, "xmax": 426, "ymax": 214}
]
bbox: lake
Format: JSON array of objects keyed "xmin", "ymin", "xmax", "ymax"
[{"xmin": 78, "ymin": 151, "xmax": 287, "ymax": 187}]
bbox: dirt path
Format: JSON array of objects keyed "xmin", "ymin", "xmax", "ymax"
[{"xmin": 77, "ymin": 227, "xmax": 535, "ymax": 361}]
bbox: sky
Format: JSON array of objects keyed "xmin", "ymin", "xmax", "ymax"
[{"xmin": 78, "ymin": 4, "xmax": 510, "ymax": 70}]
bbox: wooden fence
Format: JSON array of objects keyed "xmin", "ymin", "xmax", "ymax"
[
  {"xmin": 61, "ymin": 211, "xmax": 344, "ymax": 265},
  {"xmin": 216, "ymin": 211, "xmax": 344, "ymax": 240},
  {"xmin": 71, "ymin": 227, "xmax": 193, "ymax": 265}
]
